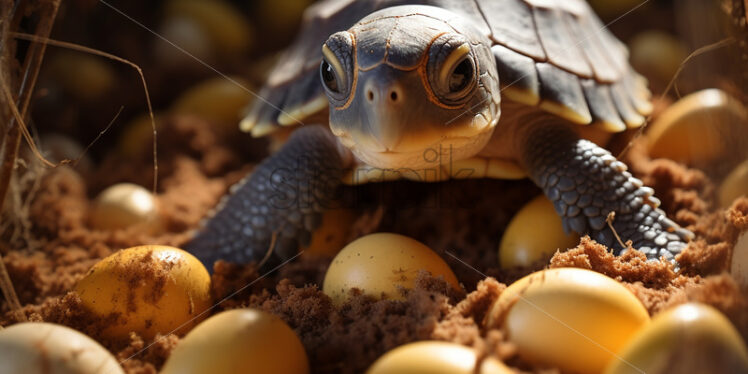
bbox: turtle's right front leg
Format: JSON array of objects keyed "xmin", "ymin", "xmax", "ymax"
[{"xmin": 184, "ymin": 125, "xmax": 347, "ymax": 269}]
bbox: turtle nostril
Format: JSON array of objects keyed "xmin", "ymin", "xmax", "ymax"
[
  {"xmin": 390, "ymin": 91, "xmax": 398, "ymax": 101},
  {"xmin": 367, "ymin": 90, "xmax": 374, "ymax": 101}
]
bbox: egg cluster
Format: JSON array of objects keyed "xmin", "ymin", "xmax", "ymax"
[
  {"xmin": 4, "ymin": 0, "xmax": 747, "ymax": 372},
  {"xmin": 7, "ymin": 91, "xmax": 746, "ymax": 374},
  {"xmin": 0, "ymin": 245, "xmax": 310, "ymax": 374},
  {"xmin": 322, "ymin": 235, "xmax": 748, "ymax": 373},
  {"xmin": 5, "ymin": 128, "xmax": 748, "ymax": 373},
  {"xmin": 2, "ymin": 234, "xmax": 747, "ymax": 373}
]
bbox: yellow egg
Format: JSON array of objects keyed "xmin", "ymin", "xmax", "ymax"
[
  {"xmin": 115, "ymin": 114, "xmax": 161, "ymax": 158},
  {"xmin": 46, "ymin": 51, "xmax": 116, "ymax": 101},
  {"xmin": 0, "ymin": 322, "xmax": 123, "ymax": 374},
  {"xmin": 719, "ymin": 159, "xmax": 748, "ymax": 208},
  {"xmin": 366, "ymin": 341, "xmax": 513, "ymax": 374},
  {"xmin": 74, "ymin": 245, "xmax": 212, "ymax": 340},
  {"xmin": 161, "ymin": 309, "xmax": 309, "ymax": 374},
  {"xmin": 732, "ymin": 231, "xmax": 748, "ymax": 289},
  {"xmin": 604, "ymin": 303, "xmax": 748, "ymax": 374},
  {"xmin": 323, "ymin": 233, "xmax": 460, "ymax": 305},
  {"xmin": 155, "ymin": 15, "xmax": 214, "ymax": 68},
  {"xmin": 171, "ymin": 76, "xmax": 254, "ymax": 127},
  {"xmin": 164, "ymin": 0, "xmax": 253, "ymax": 57},
  {"xmin": 629, "ymin": 31, "xmax": 687, "ymax": 83},
  {"xmin": 301, "ymin": 208, "xmax": 356, "ymax": 258},
  {"xmin": 89, "ymin": 183, "xmax": 163, "ymax": 232},
  {"xmin": 647, "ymin": 89, "xmax": 748, "ymax": 165},
  {"xmin": 499, "ymin": 195, "xmax": 579, "ymax": 269},
  {"xmin": 485, "ymin": 268, "xmax": 650, "ymax": 374}
]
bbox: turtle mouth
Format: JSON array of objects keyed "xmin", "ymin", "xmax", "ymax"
[
  {"xmin": 330, "ymin": 95, "xmax": 499, "ymax": 169},
  {"xmin": 346, "ymin": 127, "xmax": 495, "ymax": 170}
]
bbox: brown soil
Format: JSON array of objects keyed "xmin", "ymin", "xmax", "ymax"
[{"xmin": 1, "ymin": 111, "xmax": 746, "ymax": 373}]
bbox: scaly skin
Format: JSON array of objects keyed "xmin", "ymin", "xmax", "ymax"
[
  {"xmin": 185, "ymin": 126, "xmax": 345, "ymax": 268},
  {"xmin": 521, "ymin": 122, "xmax": 693, "ymax": 261}
]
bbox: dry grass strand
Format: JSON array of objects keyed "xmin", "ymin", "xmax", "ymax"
[{"xmin": 10, "ymin": 32, "xmax": 160, "ymax": 193}]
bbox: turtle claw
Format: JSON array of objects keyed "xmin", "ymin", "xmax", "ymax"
[{"xmin": 611, "ymin": 204, "xmax": 692, "ymax": 260}]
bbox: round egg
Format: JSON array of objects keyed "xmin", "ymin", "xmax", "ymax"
[
  {"xmin": 161, "ymin": 308, "xmax": 309, "ymax": 374},
  {"xmin": 163, "ymin": 0, "xmax": 253, "ymax": 57},
  {"xmin": 89, "ymin": 183, "xmax": 163, "ymax": 232},
  {"xmin": 731, "ymin": 231, "xmax": 748, "ymax": 289},
  {"xmin": 485, "ymin": 268, "xmax": 649, "ymax": 374},
  {"xmin": 604, "ymin": 303, "xmax": 748, "ymax": 374},
  {"xmin": 719, "ymin": 159, "xmax": 748, "ymax": 208},
  {"xmin": 156, "ymin": 15, "xmax": 214, "ymax": 68},
  {"xmin": 366, "ymin": 341, "xmax": 512, "ymax": 374},
  {"xmin": 301, "ymin": 208, "xmax": 356, "ymax": 258},
  {"xmin": 0, "ymin": 322, "xmax": 123, "ymax": 374},
  {"xmin": 46, "ymin": 51, "xmax": 116, "ymax": 102},
  {"xmin": 171, "ymin": 76, "xmax": 254, "ymax": 127},
  {"xmin": 74, "ymin": 245, "xmax": 212, "ymax": 340},
  {"xmin": 499, "ymin": 195, "xmax": 579, "ymax": 269},
  {"xmin": 115, "ymin": 114, "xmax": 162, "ymax": 158},
  {"xmin": 646, "ymin": 89, "xmax": 748, "ymax": 166},
  {"xmin": 323, "ymin": 233, "xmax": 460, "ymax": 305}
]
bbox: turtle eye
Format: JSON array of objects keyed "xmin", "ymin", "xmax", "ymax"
[
  {"xmin": 427, "ymin": 36, "xmax": 477, "ymax": 106},
  {"xmin": 320, "ymin": 34, "xmax": 354, "ymax": 105},
  {"xmin": 448, "ymin": 58, "xmax": 473, "ymax": 93},
  {"xmin": 320, "ymin": 59, "xmax": 340, "ymax": 93}
]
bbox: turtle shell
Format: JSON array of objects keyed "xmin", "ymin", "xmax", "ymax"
[{"xmin": 241, "ymin": 0, "xmax": 652, "ymax": 137}]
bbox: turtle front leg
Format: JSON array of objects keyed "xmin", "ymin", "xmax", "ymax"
[
  {"xmin": 185, "ymin": 125, "xmax": 347, "ymax": 268},
  {"xmin": 520, "ymin": 123, "xmax": 693, "ymax": 262}
]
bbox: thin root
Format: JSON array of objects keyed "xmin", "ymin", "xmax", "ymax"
[
  {"xmin": 258, "ymin": 231, "xmax": 279, "ymax": 270},
  {"xmin": 606, "ymin": 211, "xmax": 629, "ymax": 250},
  {"xmin": 76, "ymin": 106, "xmax": 124, "ymax": 167},
  {"xmin": 0, "ymin": 252, "xmax": 24, "ymax": 323}
]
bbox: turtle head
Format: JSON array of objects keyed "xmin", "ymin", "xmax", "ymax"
[{"xmin": 320, "ymin": 6, "xmax": 501, "ymax": 169}]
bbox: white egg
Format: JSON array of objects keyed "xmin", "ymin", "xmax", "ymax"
[{"xmin": 0, "ymin": 322, "xmax": 123, "ymax": 374}]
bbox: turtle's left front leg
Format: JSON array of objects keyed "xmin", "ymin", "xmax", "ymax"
[{"xmin": 520, "ymin": 122, "xmax": 693, "ymax": 262}]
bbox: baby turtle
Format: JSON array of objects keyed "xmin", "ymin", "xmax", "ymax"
[{"xmin": 186, "ymin": 0, "xmax": 693, "ymax": 267}]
